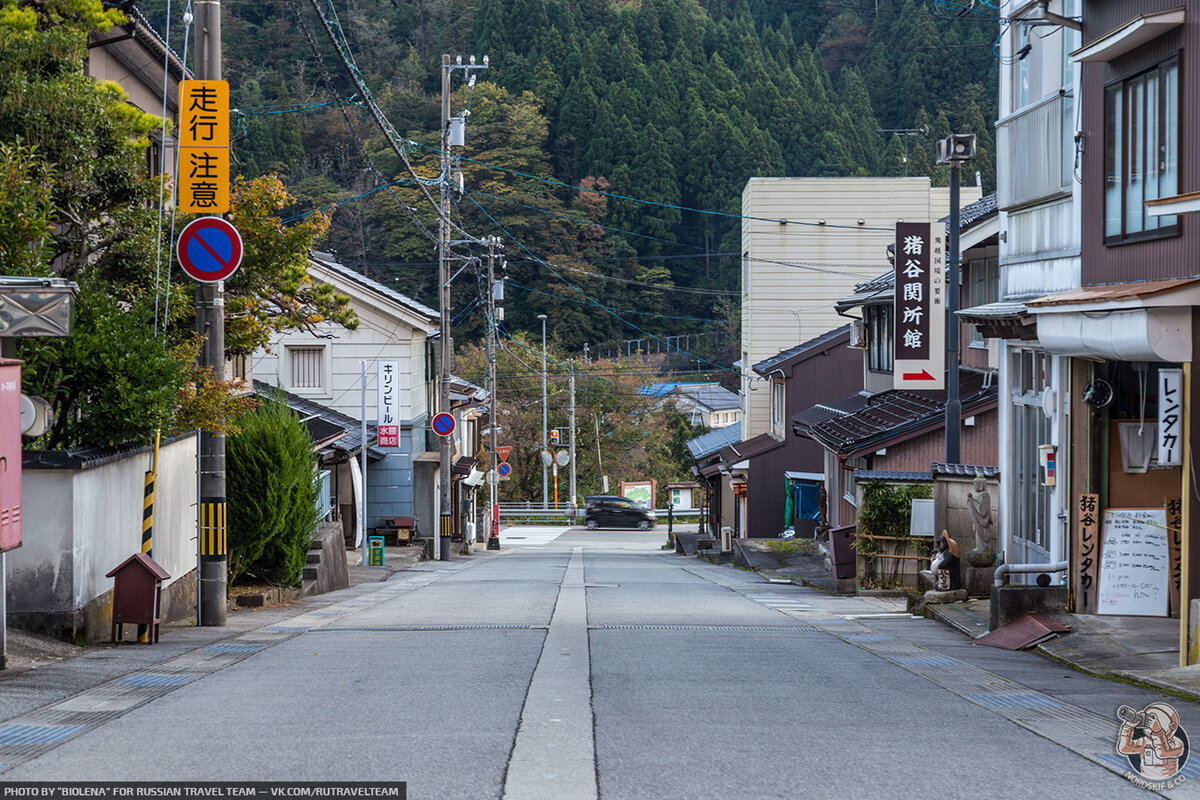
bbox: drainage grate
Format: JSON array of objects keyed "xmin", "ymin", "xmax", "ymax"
[
  {"xmin": 843, "ymin": 633, "xmax": 896, "ymax": 642},
  {"xmin": 309, "ymin": 610, "xmax": 349, "ymax": 617},
  {"xmin": 321, "ymin": 624, "xmax": 535, "ymax": 632},
  {"xmin": 264, "ymin": 625, "xmax": 311, "ymax": 632},
  {"xmin": 0, "ymin": 725, "xmax": 88, "ymax": 746},
  {"xmin": 892, "ymin": 656, "xmax": 961, "ymax": 668},
  {"xmin": 205, "ymin": 643, "xmax": 265, "ymax": 654},
  {"xmin": 116, "ymin": 674, "xmax": 197, "ymax": 688},
  {"xmin": 966, "ymin": 693, "xmax": 1062, "ymax": 709},
  {"xmin": 596, "ymin": 625, "xmax": 820, "ymax": 632}
]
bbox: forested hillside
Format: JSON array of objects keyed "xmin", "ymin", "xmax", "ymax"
[{"xmin": 139, "ymin": 0, "xmax": 998, "ymax": 359}]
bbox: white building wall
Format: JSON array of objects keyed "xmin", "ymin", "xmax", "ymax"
[{"xmin": 740, "ymin": 177, "xmax": 980, "ymax": 440}]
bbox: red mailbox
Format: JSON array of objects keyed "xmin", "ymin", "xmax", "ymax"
[{"xmin": 106, "ymin": 553, "xmax": 170, "ymax": 643}]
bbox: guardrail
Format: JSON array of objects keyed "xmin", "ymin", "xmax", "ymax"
[{"xmin": 496, "ymin": 502, "xmax": 700, "ymax": 519}]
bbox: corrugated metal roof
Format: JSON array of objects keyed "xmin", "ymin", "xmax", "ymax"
[
  {"xmin": 835, "ymin": 271, "xmax": 894, "ymax": 313},
  {"xmin": 956, "ymin": 300, "xmax": 1030, "ymax": 321},
  {"xmin": 310, "ymin": 252, "xmax": 438, "ymax": 322},
  {"xmin": 687, "ymin": 425, "xmax": 742, "ymax": 460},
  {"xmin": 676, "ymin": 383, "xmax": 740, "ymax": 412},
  {"xmin": 1024, "ymin": 277, "xmax": 1200, "ymax": 308},
  {"xmin": 807, "ymin": 368, "xmax": 998, "ymax": 456},
  {"xmin": 752, "ymin": 324, "xmax": 852, "ymax": 375},
  {"xmin": 720, "ymin": 432, "xmax": 784, "ymax": 464}
]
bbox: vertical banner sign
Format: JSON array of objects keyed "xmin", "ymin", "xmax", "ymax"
[
  {"xmin": 178, "ymin": 80, "xmax": 230, "ymax": 213},
  {"xmin": 1167, "ymin": 496, "xmax": 1183, "ymax": 616},
  {"xmin": 377, "ymin": 360, "xmax": 399, "ymax": 448},
  {"xmin": 0, "ymin": 361, "xmax": 21, "ymax": 552},
  {"xmin": 1074, "ymin": 493, "xmax": 1100, "ymax": 613},
  {"xmin": 1158, "ymin": 368, "xmax": 1183, "ymax": 466},
  {"xmin": 894, "ymin": 223, "xmax": 946, "ymax": 390}
]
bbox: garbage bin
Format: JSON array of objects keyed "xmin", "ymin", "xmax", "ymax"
[{"xmin": 106, "ymin": 553, "xmax": 170, "ymax": 643}]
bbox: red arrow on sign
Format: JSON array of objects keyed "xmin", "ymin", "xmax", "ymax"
[{"xmin": 902, "ymin": 370, "xmax": 937, "ymax": 381}]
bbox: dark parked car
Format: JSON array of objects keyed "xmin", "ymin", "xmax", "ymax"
[{"xmin": 583, "ymin": 495, "xmax": 656, "ymax": 530}]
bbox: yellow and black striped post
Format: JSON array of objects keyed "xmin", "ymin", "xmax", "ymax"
[
  {"xmin": 142, "ymin": 430, "xmax": 161, "ymax": 556},
  {"xmin": 199, "ymin": 498, "xmax": 227, "ymax": 562}
]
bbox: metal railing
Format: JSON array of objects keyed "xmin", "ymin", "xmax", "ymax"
[{"xmin": 996, "ymin": 92, "xmax": 1072, "ymax": 210}]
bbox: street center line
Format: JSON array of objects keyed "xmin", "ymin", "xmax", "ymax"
[{"xmin": 503, "ymin": 546, "xmax": 597, "ymax": 800}]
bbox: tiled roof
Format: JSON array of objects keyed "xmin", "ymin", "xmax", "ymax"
[
  {"xmin": 932, "ymin": 462, "xmax": 1000, "ymax": 479},
  {"xmin": 253, "ymin": 381, "xmax": 384, "ymax": 460},
  {"xmin": 854, "ymin": 470, "xmax": 930, "ymax": 482},
  {"xmin": 807, "ymin": 368, "xmax": 998, "ymax": 456},
  {"xmin": 752, "ymin": 324, "xmax": 852, "ymax": 375},
  {"xmin": 310, "ymin": 252, "xmax": 438, "ymax": 323},
  {"xmin": 23, "ymin": 434, "xmax": 195, "ymax": 471},
  {"xmin": 675, "ymin": 383, "xmax": 740, "ymax": 412},
  {"xmin": 687, "ymin": 424, "xmax": 742, "ymax": 460},
  {"xmin": 720, "ymin": 432, "xmax": 784, "ymax": 464},
  {"xmin": 835, "ymin": 271, "xmax": 894, "ymax": 313},
  {"xmin": 939, "ymin": 192, "xmax": 999, "ymax": 231}
]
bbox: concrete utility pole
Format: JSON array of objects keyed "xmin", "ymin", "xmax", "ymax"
[
  {"xmin": 538, "ymin": 314, "xmax": 548, "ymax": 507},
  {"xmin": 438, "ymin": 55, "xmax": 453, "ymax": 562},
  {"xmin": 487, "ymin": 237, "xmax": 500, "ymax": 541},
  {"xmin": 194, "ymin": 0, "xmax": 226, "ymax": 626},
  {"xmin": 569, "ymin": 366, "xmax": 577, "ymax": 514}
]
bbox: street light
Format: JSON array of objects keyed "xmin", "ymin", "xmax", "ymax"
[
  {"xmin": 936, "ymin": 133, "xmax": 977, "ymax": 464},
  {"xmin": 538, "ymin": 314, "xmax": 548, "ymax": 508}
]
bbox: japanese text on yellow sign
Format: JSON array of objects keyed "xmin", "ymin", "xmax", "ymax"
[{"xmin": 178, "ymin": 80, "xmax": 230, "ymax": 213}]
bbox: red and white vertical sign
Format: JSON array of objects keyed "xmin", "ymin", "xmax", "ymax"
[
  {"xmin": 894, "ymin": 222, "xmax": 946, "ymax": 390},
  {"xmin": 377, "ymin": 360, "xmax": 399, "ymax": 448},
  {"xmin": 0, "ymin": 360, "xmax": 22, "ymax": 552}
]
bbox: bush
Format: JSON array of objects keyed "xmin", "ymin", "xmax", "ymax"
[{"xmin": 227, "ymin": 394, "xmax": 320, "ymax": 587}]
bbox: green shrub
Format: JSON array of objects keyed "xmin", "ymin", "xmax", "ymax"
[{"xmin": 227, "ymin": 394, "xmax": 320, "ymax": 587}]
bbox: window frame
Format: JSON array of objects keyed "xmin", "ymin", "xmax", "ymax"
[
  {"xmin": 286, "ymin": 344, "xmax": 329, "ymax": 395},
  {"xmin": 1103, "ymin": 56, "xmax": 1180, "ymax": 245},
  {"xmin": 866, "ymin": 303, "xmax": 894, "ymax": 374}
]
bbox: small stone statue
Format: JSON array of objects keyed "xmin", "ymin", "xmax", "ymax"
[{"xmin": 966, "ymin": 473, "xmax": 995, "ymax": 567}]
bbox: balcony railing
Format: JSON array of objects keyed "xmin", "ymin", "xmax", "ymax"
[{"xmin": 996, "ymin": 92, "xmax": 1073, "ymax": 210}]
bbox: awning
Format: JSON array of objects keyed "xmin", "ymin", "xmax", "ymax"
[
  {"xmin": 957, "ymin": 299, "xmax": 1037, "ymax": 341},
  {"xmin": 1071, "ymin": 8, "xmax": 1185, "ymax": 63},
  {"xmin": 1025, "ymin": 278, "xmax": 1200, "ymax": 362}
]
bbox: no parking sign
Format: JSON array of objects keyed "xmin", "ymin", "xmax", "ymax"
[{"xmin": 177, "ymin": 217, "xmax": 244, "ymax": 283}]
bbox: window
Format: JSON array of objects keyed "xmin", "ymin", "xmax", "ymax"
[
  {"xmin": 1105, "ymin": 58, "xmax": 1179, "ymax": 241},
  {"xmin": 867, "ymin": 304, "xmax": 893, "ymax": 373},
  {"xmin": 289, "ymin": 346, "xmax": 325, "ymax": 389},
  {"xmin": 968, "ymin": 257, "xmax": 999, "ymax": 345},
  {"xmin": 771, "ymin": 379, "xmax": 785, "ymax": 438}
]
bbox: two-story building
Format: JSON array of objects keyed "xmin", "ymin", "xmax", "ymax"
[{"xmin": 252, "ymin": 253, "xmax": 440, "ymax": 545}]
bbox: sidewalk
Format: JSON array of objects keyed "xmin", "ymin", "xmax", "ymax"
[{"xmin": 925, "ymin": 597, "xmax": 1200, "ymax": 701}]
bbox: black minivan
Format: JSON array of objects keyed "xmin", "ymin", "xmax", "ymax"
[{"xmin": 583, "ymin": 495, "xmax": 656, "ymax": 530}]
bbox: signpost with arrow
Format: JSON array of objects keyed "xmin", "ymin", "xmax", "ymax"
[{"xmin": 893, "ymin": 222, "xmax": 945, "ymax": 391}]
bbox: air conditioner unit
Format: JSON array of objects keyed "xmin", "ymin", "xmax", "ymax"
[{"xmin": 848, "ymin": 319, "xmax": 868, "ymax": 349}]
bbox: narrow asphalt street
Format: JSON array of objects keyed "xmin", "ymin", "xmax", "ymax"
[{"xmin": 3, "ymin": 526, "xmax": 1198, "ymax": 799}]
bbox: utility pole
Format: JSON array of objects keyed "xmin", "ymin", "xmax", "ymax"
[
  {"xmin": 438, "ymin": 54, "xmax": 453, "ymax": 562},
  {"xmin": 569, "ymin": 365, "xmax": 577, "ymax": 515},
  {"xmin": 487, "ymin": 236, "xmax": 500, "ymax": 543},
  {"xmin": 195, "ymin": 0, "xmax": 226, "ymax": 626},
  {"xmin": 538, "ymin": 313, "xmax": 548, "ymax": 508},
  {"xmin": 937, "ymin": 133, "xmax": 976, "ymax": 465}
]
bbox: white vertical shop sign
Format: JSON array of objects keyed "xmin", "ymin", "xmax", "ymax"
[
  {"xmin": 1158, "ymin": 368, "xmax": 1183, "ymax": 467},
  {"xmin": 894, "ymin": 222, "xmax": 946, "ymax": 390},
  {"xmin": 377, "ymin": 360, "xmax": 400, "ymax": 448}
]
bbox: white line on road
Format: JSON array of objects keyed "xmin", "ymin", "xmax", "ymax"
[{"xmin": 502, "ymin": 546, "xmax": 597, "ymax": 800}]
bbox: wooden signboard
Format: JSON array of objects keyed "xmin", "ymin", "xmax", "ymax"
[
  {"xmin": 1096, "ymin": 508, "xmax": 1169, "ymax": 617},
  {"xmin": 1167, "ymin": 497, "xmax": 1183, "ymax": 617},
  {"xmin": 1073, "ymin": 493, "xmax": 1100, "ymax": 613}
]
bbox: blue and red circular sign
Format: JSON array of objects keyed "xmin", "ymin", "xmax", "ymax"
[
  {"xmin": 497, "ymin": 462, "xmax": 512, "ymax": 477},
  {"xmin": 432, "ymin": 412, "xmax": 456, "ymax": 437},
  {"xmin": 177, "ymin": 217, "xmax": 244, "ymax": 283}
]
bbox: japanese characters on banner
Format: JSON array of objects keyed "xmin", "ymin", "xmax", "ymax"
[
  {"xmin": 1158, "ymin": 368, "xmax": 1183, "ymax": 467},
  {"xmin": 893, "ymin": 222, "xmax": 946, "ymax": 391},
  {"xmin": 1074, "ymin": 493, "xmax": 1100, "ymax": 613},
  {"xmin": 178, "ymin": 80, "xmax": 230, "ymax": 213},
  {"xmin": 377, "ymin": 360, "xmax": 400, "ymax": 448}
]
